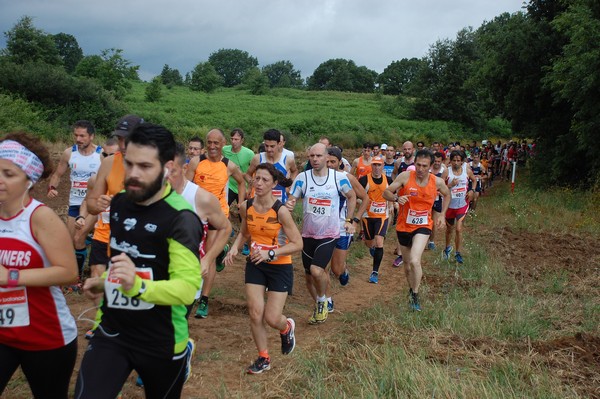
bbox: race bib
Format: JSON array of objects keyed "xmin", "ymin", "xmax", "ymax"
[
  {"xmin": 451, "ymin": 186, "xmax": 467, "ymax": 199},
  {"xmin": 406, "ymin": 209, "xmax": 429, "ymax": 226},
  {"xmin": 105, "ymin": 266, "xmax": 154, "ymax": 310},
  {"xmin": 101, "ymin": 206, "xmax": 110, "ymax": 224},
  {"xmin": 308, "ymin": 197, "xmax": 331, "ymax": 216},
  {"xmin": 0, "ymin": 286, "xmax": 29, "ymax": 327},
  {"xmin": 70, "ymin": 181, "xmax": 88, "ymax": 198},
  {"xmin": 369, "ymin": 201, "xmax": 387, "ymax": 215},
  {"xmin": 271, "ymin": 189, "xmax": 283, "ymax": 201}
]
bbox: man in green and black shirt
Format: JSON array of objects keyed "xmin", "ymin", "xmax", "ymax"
[{"xmin": 77, "ymin": 122, "xmax": 202, "ymax": 399}]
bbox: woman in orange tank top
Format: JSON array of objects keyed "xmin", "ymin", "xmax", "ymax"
[{"xmin": 224, "ymin": 163, "xmax": 302, "ymax": 374}]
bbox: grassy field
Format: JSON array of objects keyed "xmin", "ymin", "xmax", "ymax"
[
  {"xmin": 232, "ymin": 172, "xmax": 600, "ymax": 398},
  {"xmin": 124, "ymin": 82, "xmax": 469, "ymax": 150}
]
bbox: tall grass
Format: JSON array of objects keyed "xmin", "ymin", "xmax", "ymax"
[
  {"xmin": 124, "ymin": 82, "xmax": 468, "ymax": 150},
  {"xmin": 262, "ymin": 175, "xmax": 597, "ymax": 398}
]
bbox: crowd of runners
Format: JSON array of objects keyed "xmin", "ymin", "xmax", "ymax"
[{"xmin": 0, "ymin": 116, "xmax": 532, "ymax": 398}]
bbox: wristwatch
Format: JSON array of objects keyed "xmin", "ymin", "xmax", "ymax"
[
  {"xmin": 132, "ymin": 281, "xmax": 146, "ymax": 298},
  {"xmin": 268, "ymin": 249, "xmax": 276, "ymax": 261},
  {"xmin": 352, "ymin": 217, "xmax": 360, "ymax": 224},
  {"xmin": 7, "ymin": 268, "xmax": 19, "ymax": 287}
]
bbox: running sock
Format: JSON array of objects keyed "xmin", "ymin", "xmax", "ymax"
[
  {"xmin": 200, "ymin": 295, "xmax": 208, "ymax": 304},
  {"xmin": 317, "ymin": 295, "xmax": 326, "ymax": 303},
  {"xmin": 75, "ymin": 248, "xmax": 87, "ymax": 276},
  {"xmin": 373, "ymin": 247, "xmax": 384, "ymax": 272},
  {"xmin": 280, "ymin": 320, "xmax": 291, "ymax": 335},
  {"xmin": 327, "ymin": 296, "xmax": 332, "ymax": 304},
  {"xmin": 259, "ymin": 350, "xmax": 270, "ymax": 360}
]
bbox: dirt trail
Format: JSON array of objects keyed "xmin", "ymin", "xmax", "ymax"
[{"xmin": 7, "ymin": 160, "xmax": 596, "ymax": 399}]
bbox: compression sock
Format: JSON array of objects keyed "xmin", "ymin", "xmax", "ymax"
[
  {"xmin": 75, "ymin": 248, "xmax": 87, "ymax": 277},
  {"xmin": 259, "ymin": 350, "xmax": 270, "ymax": 360},
  {"xmin": 373, "ymin": 247, "xmax": 384, "ymax": 272}
]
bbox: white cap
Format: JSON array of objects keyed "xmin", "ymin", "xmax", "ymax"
[
  {"xmin": 380, "ymin": 143, "xmax": 388, "ymax": 150},
  {"xmin": 482, "ymin": 140, "xmax": 488, "ymax": 146}
]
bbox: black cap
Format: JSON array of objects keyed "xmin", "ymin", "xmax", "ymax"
[
  {"xmin": 327, "ymin": 147, "xmax": 342, "ymax": 161},
  {"xmin": 112, "ymin": 115, "xmax": 143, "ymax": 137}
]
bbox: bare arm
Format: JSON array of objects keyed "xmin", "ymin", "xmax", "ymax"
[
  {"xmin": 287, "ymin": 157, "xmax": 298, "ymax": 181},
  {"xmin": 244, "ymin": 154, "xmax": 260, "ymax": 194},
  {"xmin": 225, "ymin": 201, "xmax": 250, "ymax": 266},
  {"xmin": 436, "ymin": 176, "xmax": 451, "ymax": 229},
  {"xmin": 196, "ymin": 189, "xmax": 231, "ymax": 272},
  {"xmin": 348, "ymin": 174, "xmax": 369, "ymax": 219},
  {"xmin": 47, "ymin": 148, "xmax": 71, "ymax": 198},
  {"xmin": 350, "ymin": 158, "xmax": 359, "ymax": 177},
  {"xmin": 185, "ymin": 156, "xmax": 200, "ymax": 182},
  {"xmin": 86, "ymin": 156, "xmax": 113, "ymax": 215},
  {"xmin": 0, "ymin": 207, "xmax": 77, "ymax": 286},
  {"xmin": 383, "ymin": 171, "xmax": 409, "ymax": 202}
]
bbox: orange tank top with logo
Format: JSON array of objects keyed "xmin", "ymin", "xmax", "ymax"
[
  {"xmin": 396, "ymin": 171, "xmax": 437, "ymax": 232},
  {"xmin": 246, "ymin": 199, "xmax": 291, "ymax": 265},
  {"xmin": 366, "ymin": 174, "xmax": 389, "ymax": 219},
  {"xmin": 193, "ymin": 155, "xmax": 230, "ymax": 217},
  {"xmin": 356, "ymin": 157, "xmax": 372, "ymax": 179},
  {"xmin": 93, "ymin": 152, "xmax": 124, "ymax": 244}
]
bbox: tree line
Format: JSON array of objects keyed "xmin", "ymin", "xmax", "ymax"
[{"xmin": 1, "ymin": 0, "xmax": 598, "ymax": 187}]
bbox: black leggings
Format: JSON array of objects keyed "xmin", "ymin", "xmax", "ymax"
[
  {"xmin": 0, "ymin": 339, "xmax": 77, "ymax": 399},
  {"xmin": 75, "ymin": 333, "xmax": 187, "ymax": 399}
]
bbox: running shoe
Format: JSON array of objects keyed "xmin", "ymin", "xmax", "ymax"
[
  {"xmin": 247, "ymin": 356, "xmax": 271, "ymax": 374},
  {"xmin": 443, "ymin": 246, "xmax": 453, "ymax": 260},
  {"xmin": 339, "ymin": 270, "xmax": 350, "ymax": 286},
  {"xmin": 136, "ymin": 376, "xmax": 144, "ymax": 388},
  {"xmin": 184, "ymin": 338, "xmax": 196, "ymax": 383},
  {"xmin": 280, "ymin": 318, "xmax": 296, "ymax": 355},
  {"xmin": 427, "ymin": 241, "xmax": 436, "ymax": 251},
  {"xmin": 392, "ymin": 255, "xmax": 403, "ymax": 267},
  {"xmin": 315, "ymin": 301, "xmax": 328, "ymax": 323},
  {"xmin": 455, "ymin": 252, "xmax": 464, "ymax": 264},
  {"xmin": 241, "ymin": 243, "xmax": 250, "ymax": 256},
  {"xmin": 216, "ymin": 244, "xmax": 229, "ymax": 272},
  {"xmin": 369, "ymin": 247, "xmax": 375, "ymax": 257},
  {"xmin": 369, "ymin": 271, "xmax": 379, "ymax": 284},
  {"xmin": 195, "ymin": 300, "xmax": 208, "ymax": 319},
  {"xmin": 327, "ymin": 299, "xmax": 334, "ymax": 313},
  {"xmin": 84, "ymin": 329, "xmax": 95, "ymax": 340},
  {"xmin": 308, "ymin": 310, "xmax": 317, "ymax": 325},
  {"xmin": 409, "ymin": 292, "xmax": 422, "ymax": 312}
]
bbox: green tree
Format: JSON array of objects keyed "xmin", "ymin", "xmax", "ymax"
[
  {"xmin": 262, "ymin": 60, "xmax": 303, "ymax": 88},
  {"xmin": 52, "ymin": 32, "xmax": 83, "ymax": 74},
  {"xmin": 145, "ymin": 76, "xmax": 163, "ymax": 102},
  {"xmin": 189, "ymin": 61, "xmax": 223, "ymax": 93},
  {"xmin": 411, "ymin": 28, "xmax": 483, "ymax": 128},
  {"xmin": 0, "ymin": 59, "xmax": 126, "ymax": 132},
  {"xmin": 75, "ymin": 48, "xmax": 139, "ymax": 98},
  {"xmin": 377, "ymin": 58, "xmax": 424, "ymax": 95},
  {"xmin": 2, "ymin": 16, "xmax": 61, "ymax": 66},
  {"xmin": 208, "ymin": 48, "xmax": 258, "ymax": 87},
  {"xmin": 160, "ymin": 64, "xmax": 183, "ymax": 87},
  {"xmin": 243, "ymin": 67, "xmax": 269, "ymax": 95},
  {"xmin": 308, "ymin": 58, "xmax": 376, "ymax": 92},
  {"xmin": 544, "ymin": 0, "xmax": 600, "ymax": 185}
]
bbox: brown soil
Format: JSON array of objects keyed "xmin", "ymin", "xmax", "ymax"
[{"xmin": 5, "ymin": 150, "xmax": 598, "ymax": 399}]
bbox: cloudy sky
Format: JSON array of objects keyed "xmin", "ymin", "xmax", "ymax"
[{"xmin": 0, "ymin": 0, "xmax": 525, "ymax": 81}]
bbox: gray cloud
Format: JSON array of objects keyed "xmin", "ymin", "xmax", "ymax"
[{"xmin": 0, "ymin": 0, "xmax": 525, "ymax": 80}]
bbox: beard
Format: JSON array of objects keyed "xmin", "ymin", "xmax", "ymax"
[{"xmin": 124, "ymin": 172, "xmax": 164, "ymax": 203}]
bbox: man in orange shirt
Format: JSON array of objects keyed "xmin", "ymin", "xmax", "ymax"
[
  {"xmin": 358, "ymin": 156, "xmax": 393, "ymax": 284},
  {"xmin": 185, "ymin": 128, "xmax": 246, "ymax": 318},
  {"xmin": 383, "ymin": 150, "xmax": 450, "ymax": 311},
  {"xmin": 350, "ymin": 142, "xmax": 373, "ymax": 179}
]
